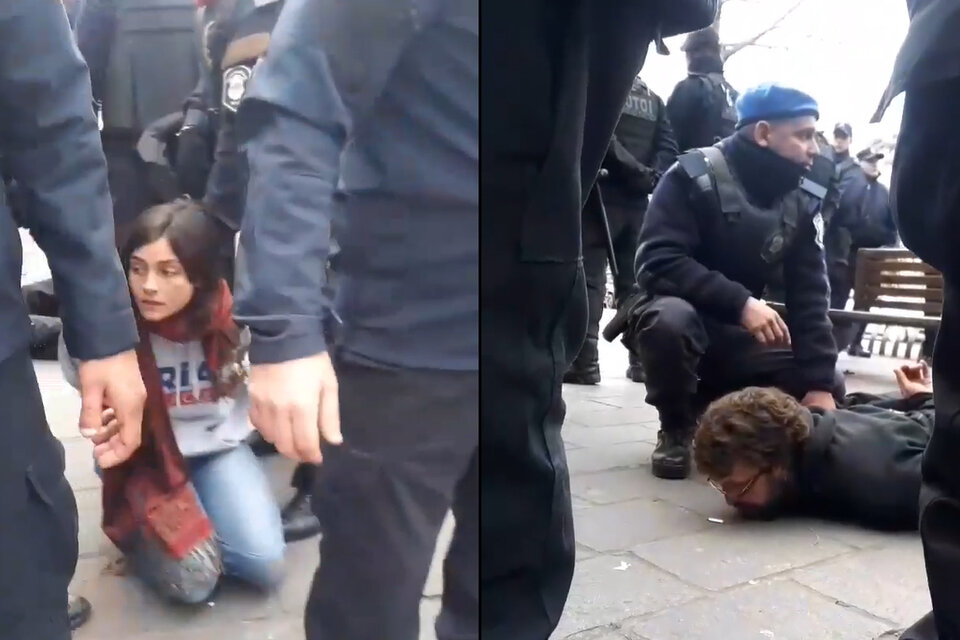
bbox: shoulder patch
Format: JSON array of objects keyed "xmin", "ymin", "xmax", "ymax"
[
  {"xmin": 813, "ymin": 212, "xmax": 825, "ymax": 249},
  {"xmin": 222, "ymin": 65, "xmax": 253, "ymax": 112}
]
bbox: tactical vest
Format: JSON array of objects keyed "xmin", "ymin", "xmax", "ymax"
[
  {"xmin": 677, "ymin": 145, "xmax": 825, "ymax": 274},
  {"xmin": 691, "ymin": 72, "xmax": 739, "ymax": 142},
  {"xmin": 101, "ymin": 0, "xmax": 201, "ymax": 133},
  {"xmin": 615, "ymin": 78, "xmax": 660, "ymax": 165}
]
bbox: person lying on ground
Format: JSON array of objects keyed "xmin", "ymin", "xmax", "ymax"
[
  {"xmin": 60, "ymin": 198, "xmax": 285, "ymax": 604},
  {"xmin": 694, "ymin": 362, "xmax": 933, "ymax": 530}
]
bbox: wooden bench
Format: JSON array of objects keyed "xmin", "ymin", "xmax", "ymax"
[{"xmin": 770, "ymin": 247, "xmax": 943, "ymax": 330}]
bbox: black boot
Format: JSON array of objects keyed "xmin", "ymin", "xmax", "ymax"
[
  {"xmin": 281, "ymin": 490, "xmax": 323, "ymax": 543},
  {"xmin": 68, "ymin": 594, "xmax": 92, "ymax": 631},
  {"xmin": 651, "ymin": 412, "xmax": 694, "ymax": 480},
  {"xmin": 564, "ymin": 337, "xmax": 600, "ymax": 385},
  {"xmin": 898, "ymin": 611, "xmax": 937, "ymax": 640},
  {"xmin": 625, "ymin": 351, "xmax": 646, "ymax": 383},
  {"xmin": 847, "ymin": 343, "xmax": 872, "ymax": 358}
]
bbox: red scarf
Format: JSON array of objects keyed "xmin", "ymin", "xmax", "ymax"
[{"xmin": 101, "ymin": 280, "xmax": 240, "ymax": 559}]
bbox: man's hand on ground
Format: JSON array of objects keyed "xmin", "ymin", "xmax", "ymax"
[
  {"xmin": 740, "ymin": 297, "xmax": 791, "ymax": 347},
  {"xmin": 248, "ymin": 352, "xmax": 342, "ymax": 464},
  {"xmin": 895, "ymin": 361, "xmax": 933, "ymax": 399},
  {"xmin": 77, "ymin": 350, "xmax": 145, "ymax": 468},
  {"xmin": 802, "ymin": 390, "xmax": 836, "ymax": 411}
]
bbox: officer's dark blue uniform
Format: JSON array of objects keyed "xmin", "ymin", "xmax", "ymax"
[
  {"xmin": 873, "ymin": 2, "xmax": 960, "ymax": 638},
  {"xmin": 482, "ymin": 1, "xmax": 716, "ymax": 637},
  {"xmin": 186, "ymin": 0, "xmax": 324, "ymax": 544},
  {"xmin": 628, "ymin": 83, "xmax": 842, "ymax": 480},
  {"xmin": 0, "ymin": 2, "xmax": 138, "ymax": 637},
  {"xmin": 564, "ymin": 77, "xmax": 678, "ymax": 385},
  {"xmin": 233, "ymin": 0, "xmax": 477, "ymax": 638}
]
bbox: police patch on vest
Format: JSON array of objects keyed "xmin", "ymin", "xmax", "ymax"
[
  {"xmin": 813, "ymin": 212, "xmax": 825, "ymax": 249},
  {"xmin": 222, "ymin": 65, "xmax": 253, "ymax": 112},
  {"xmin": 622, "ymin": 91, "xmax": 658, "ymax": 122}
]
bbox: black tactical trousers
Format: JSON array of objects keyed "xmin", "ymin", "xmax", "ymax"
[
  {"xmin": 102, "ymin": 133, "xmax": 154, "ymax": 247},
  {"xmin": 571, "ymin": 200, "xmax": 644, "ymax": 369},
  {"xmin": 895, "ymin": 78, "xmax": 960, "ymax": 640},
  {"xmin": 481, "ymin": 182, "xmax": 585, "ymax": 637},
  {"xmin": 0, "ymin": 348, "xmax": 77, "ymax": 640},
  {"xmin": 632, "ymin": 296, "xmax": 845, "ymax": 430},
  {"xmin": 305, "ymin": 359, "xmax": 477, "ymax": 640}
]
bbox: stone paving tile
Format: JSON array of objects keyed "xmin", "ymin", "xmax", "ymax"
[
  {"xmin": 563, "ymin": 424, "xmax": 659, "ymax": 448},
  {"xmin": 790, "ymin": 539, "xmax": 930, "ymax": 627},
  {"xmin": 565, "ymin": 406, "xmax": 661, "ymax": 428},
  {"xmin": 575, "ymin": 499, "xmax": 708, "ymax": 553},
  {"xmin": 570, "ymin": 469, "xmax": 725, "ymax": 520},
  {"xmin": 562, "ymin": 626, "xmax": 631, "ymax": 639},
  {"xmin": 565, "ymin": 442, "xmax": 655, "ymax": 475},
  {"xmin": 552, "ymin": 554, "xmax": 702, "ymax": 639},
  {"xmin": 631, "ymin": 520, "xmax": 853, "ymax": 591},
  {"xmin": 620, "ymin": 579, "xmax": 893, "ymax": 640}
]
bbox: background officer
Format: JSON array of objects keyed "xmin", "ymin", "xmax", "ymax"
[
  {"xmin": 564, "ymin": 77, "xmax": 678, "ymax": 385},
  {"xmin": 667, "ymin": 27, "xmax": 740, "ymax": 152},
  {"xmin": 627, "ymin": 83, "xmax": 842, "ymax": 481},
  {"xmin": 77, "ymin": 0, "xmax": 202, "ymax": 245},
  {"xmin": 187, "ymin": 0, "xmax": 321, "ymax": 544}
]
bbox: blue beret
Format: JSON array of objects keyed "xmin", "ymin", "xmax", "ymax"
[{"xmin": 735, "ymin": 83, "xmax": 819, "ymax": 129}]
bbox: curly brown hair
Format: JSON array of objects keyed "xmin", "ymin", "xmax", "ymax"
[{"xmin": 693, "ymin": 387, "xmax": 811, "ymax": 479}]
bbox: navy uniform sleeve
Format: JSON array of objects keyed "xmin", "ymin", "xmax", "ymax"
[
  {"xmin": 234, "ymin": 0, "xmax": 432, "ymax": 364},
  {"xmin": 636, "ymin": 168, "xmax": 752, "ymax": 322},
  {"xmin": 783, "ymin": 210, "xmax": 838, "ymax": 391},
  {"xmin": 0, "ymin": 0, "xmax": 137, "ymax": 361},
  {"xmin": 652, "ymin": 95, "xmax": 679, "ymax": 173}
]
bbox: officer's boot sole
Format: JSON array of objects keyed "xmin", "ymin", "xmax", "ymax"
[
  {"xmin": 651, "ymin": 457, "xmax": 691, "ymax": 480},
  {"xmin": 626, "ymin": 366, "xmax": 646, "ymax": 383},
  {"xmin": 563, "ymin": 370, "xmax": 601, "ymax": 385}
]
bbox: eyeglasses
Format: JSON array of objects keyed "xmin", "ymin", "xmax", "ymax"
[{"xmin": 709, "ymin": 469, "xmax": 766, "ymax": 500}]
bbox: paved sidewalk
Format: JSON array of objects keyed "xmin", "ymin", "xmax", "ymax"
[{"xmin": 553, "ymin": 311, "xmax": 930, "ymax": 640}]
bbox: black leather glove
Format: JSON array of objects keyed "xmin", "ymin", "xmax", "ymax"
[{"xmin": 175, "ymin": 124, "xmax": 213, "ymax": 199}]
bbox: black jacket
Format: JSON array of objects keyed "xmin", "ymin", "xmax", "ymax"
[
  {"xmin": 636, "ymin": 135, "xmax": 837, "ymax": 390},
  {"xmin": 667, "ymin": 56, "xmax": 737, "ymax": 152},
  {"xmin": 795, "ymin": 392, "xmax": 933, "ymax": 530}
]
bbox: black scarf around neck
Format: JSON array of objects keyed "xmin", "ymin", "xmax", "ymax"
[{"xmin": 725, "ymin": 135, "xmax": 806, "ymax": 207}]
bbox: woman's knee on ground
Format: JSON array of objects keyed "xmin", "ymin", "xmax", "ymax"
[
  {"xmin": 220, "ymin": 540, "xmax": 286, "ymax": 591},
  {"xmin": 137, "ymin": 540, "xmax": 223, "ymax": 605}
]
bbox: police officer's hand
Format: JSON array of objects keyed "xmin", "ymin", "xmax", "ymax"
[
  {"xmin": 247, "ymin": 352, "xmax": 343, "ymax": 464},
  {"xmin": 740, "ymin": 297, "xmax": 791, "ymax": 347},
  {"xmin": 77, "ymin": 350, "xmax": 146, "ymax": 468},
  {"xmin": 801, "ymin": 390, "xmax": 837, "ymax": 411}
]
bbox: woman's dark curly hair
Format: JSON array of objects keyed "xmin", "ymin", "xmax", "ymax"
[{"xmin": 693, "ymin": 386, "xmax": 811, "ymax": 479}]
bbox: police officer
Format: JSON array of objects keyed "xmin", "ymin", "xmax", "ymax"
[
  {"xmin": 564, "ymin": 77, "xmax": 678, "ymax": 385},
  {"xmin": 625, "ymin": 83, "xmax": 843, "ymax": 480},
  {"xmin": 76, "ymin": 0, "xmax": 203, "ymax": 244},
  {"xmin": 667, "ymin": 27, "xmax": 739, "ymax": 152},
  {"xmin": 873, "ymin": 2, "xmax": 960, "ymax": 637},
  {"xmin": 188, "ymin": 0, "xmax": 323, "ymax": 544},
  {"xmin": 0, "ymin": 2, "xmax": 146, "ymax": 637}
]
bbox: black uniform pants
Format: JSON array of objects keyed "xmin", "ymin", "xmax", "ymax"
[
  {"xmin": 633, "ymin": 296, "xmax": 844, "ymax": 429},
  {"xmin": 0, "ymin": 348, "xmax": 78, "ymax": 640},
  {"xmin": 102, "ymin": 133, "xmax": 154, "ymax": 248},
  {"xmin": 481, "ymin": 228, "xmax": 585, "ymax": 640},
  {"xmin": 305, "ymin": 360, "xmax": 477, "ymax": 640},
  {"xmin": 572, "ymin": 200, "xmax": 644, "ymax": 368},
  {"xmin": 897, "ymin": 78, "xmax": 960, "ymax": 640},
  {"xmin": 828, "ymin": 262, "xmax": 860, "ymax": 352}
]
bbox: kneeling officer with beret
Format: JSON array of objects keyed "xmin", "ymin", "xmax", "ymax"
[{"xmin": 616, "ymin": 83, "xmax": 845, "ymax": 480}]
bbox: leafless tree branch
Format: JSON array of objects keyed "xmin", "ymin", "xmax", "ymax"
[{"xmin": 719, "ymin": 0, "xmax": 805, "ymax": 62}]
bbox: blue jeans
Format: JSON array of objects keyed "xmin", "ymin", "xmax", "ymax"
[{"xmin": 123, "ymin": 444, "xmax": 286, "ymax": 603}]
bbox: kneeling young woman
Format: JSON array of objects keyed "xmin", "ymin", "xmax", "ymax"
[{"xmin": 61, "ymin": 199, "xmax": 285, "ymax": 603}]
